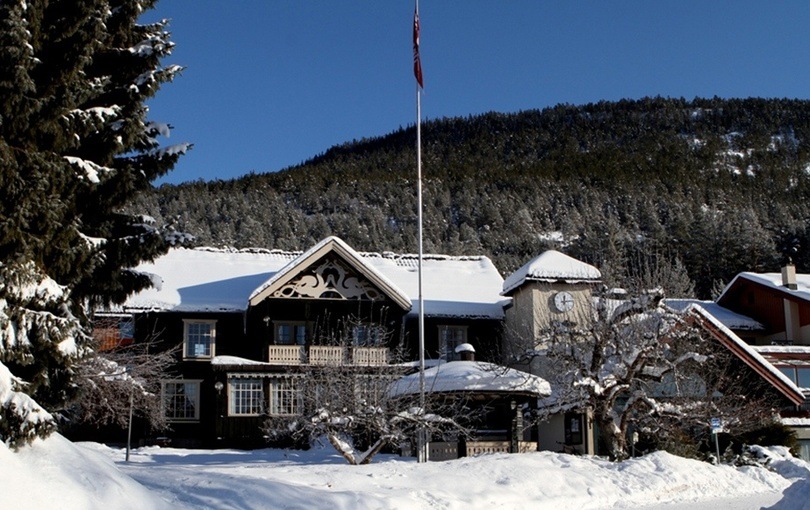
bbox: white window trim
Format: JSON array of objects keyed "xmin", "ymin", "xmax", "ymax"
[
  {"xmin": 183, "ymin": 319, "xmax": 217, "ymax": 360},
  {"xmin": 161, "ymin": 379, "xmax": 202, "ymax": 422},
  {"xmin": 228, "ymin": 378, "xmax": 264, "ymax": 417},
  {"xmin": 268, "ymin": 376, "xmax": 303, "ymax": 416}
]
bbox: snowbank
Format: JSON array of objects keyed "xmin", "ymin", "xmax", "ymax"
[
  {"xmin": 2, "ymin": 434, "xmax": 808, "ymax": 509},
  {"xmin": 0, "ymin": 434, "xmax": 171, "ymax": 509}
]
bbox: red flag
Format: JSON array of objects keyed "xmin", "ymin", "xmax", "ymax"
[{"xmin": 413, "ymin": 9, "xmax": 423, "ymax": 88}]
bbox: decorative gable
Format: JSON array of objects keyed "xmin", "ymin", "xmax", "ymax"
[
  {"xmin": 248, "ymin": 236, "xmax": 412, "ymax": 310},
  {"xmin": 271, "ymin": 256, "xmax": 385, "ymax": 301}
]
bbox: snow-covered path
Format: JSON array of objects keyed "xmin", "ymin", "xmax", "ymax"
[{"xmin": 627, "ymin": 491, "xmax": 784, "ymax": 510}]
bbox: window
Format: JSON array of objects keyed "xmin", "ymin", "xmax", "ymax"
[
  {"xmin": 276, "ymin": 322, "xmax": 307, "ymax": 345},
  {"xmin": 564, "ymin": 412, "xmax": 583, "ymax": 445},
  {"xmin": 798, "ymin": 439, "xmax": 810, "ymax": 462},
  {"xmin": 778, "ymin": 366, "xmax": 810, "ymax": 389},
  {"xmin": 354, "ymin": 374, "xmax": 392, "ymax": 408},
  {"xmin": 162, "ymin": 380, "xmax": 201, "ymax": 421},
  {"xmin": 439, "ymin": 325, "xmax": 467, "ymax": 361},
  {"xmin": 269, "ymin": 377, "xmax": 301, "ymax": 416},
  {"xmin": 229, "ymin": 378, "xmax": 264, "ymax": 416},
  {"xmin": 352, "ymin": 324, "xmax": 385, "ymax": 347},
  {"xmin": 184, "ymin": 320, "xmax": 216, "ymax": 359},
  {"xmin": 93, "ymin": 315, "xmax": 134, "ymax": 351}
]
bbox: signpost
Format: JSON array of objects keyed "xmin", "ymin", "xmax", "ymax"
[{"xmin": 710, "ymin": 417, "xmax": 722, "ymax": 463}]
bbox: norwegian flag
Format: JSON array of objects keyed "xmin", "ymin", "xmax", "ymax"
[{"xmin": 413, "ymin": 8, "xmax": 423, "ymax": 88}]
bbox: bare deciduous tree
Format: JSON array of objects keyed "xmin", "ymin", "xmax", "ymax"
[
  {"xmin": 509, "ymin": 289, "xmax": 783, "ymax": 460},
  {"xmin": 69, "ymin": 319, "xmax": 178, "ymax": 435}
]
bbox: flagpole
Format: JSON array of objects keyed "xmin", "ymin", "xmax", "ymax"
[{"xmin": 414, "ymin": 0, "xmax": 427, "ymax": 464}]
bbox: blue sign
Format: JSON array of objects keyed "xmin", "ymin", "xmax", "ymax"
[{"xmin": 710, "ymin": 417, "xmax": 722, "ymax": 433}]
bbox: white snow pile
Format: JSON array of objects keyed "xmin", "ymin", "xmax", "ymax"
[
  {"xmin": 0, "ymin": 434, "xmax": 171, "ymax": 510},
  {"xmin": 0, "ymin": 362, "xmax": 52, "ymax": 434},
  {"xmin": 3, "ymin": 434, "xmax": 810, "ymax": 509}
]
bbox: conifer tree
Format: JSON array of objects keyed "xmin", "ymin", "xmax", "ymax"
[{"xmin": 0, "ymin": 0, "xmax": 188, "ymax": 446}]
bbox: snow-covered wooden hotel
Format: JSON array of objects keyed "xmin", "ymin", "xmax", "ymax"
[{"xmin": 95, "ymin": 236, "xmax": 810, "ymax": 457}]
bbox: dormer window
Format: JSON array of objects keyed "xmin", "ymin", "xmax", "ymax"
[{"xmin": 184, "ymin": 319, "xmax": 216, "ymax": 359}]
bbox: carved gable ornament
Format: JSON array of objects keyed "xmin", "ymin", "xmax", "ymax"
[{"xmin": 272, "ymin": 259, "xmax": 384, "ymax": 301}]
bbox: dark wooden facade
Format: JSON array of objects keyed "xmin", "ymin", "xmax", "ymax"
[{"xmin": 114, "ymin": 241, "xmax": 505, "ymax": 448}]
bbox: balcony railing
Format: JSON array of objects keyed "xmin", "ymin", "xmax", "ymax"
[
  {"xmin": 267, "ymin": 345, "xmax": 305, "ymax": 365},
  {"xmin": 352, "ymin": 347, "xmax": 388, "ymax": 366},
  {"xmin": 266, "ymin": 345, "xmax": 389, "ymax": 366},
  {"xmin": 309, "ymin": 346, "xmax": 345, "ymax": 365}
]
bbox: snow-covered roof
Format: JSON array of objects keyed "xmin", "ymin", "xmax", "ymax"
[
  {"xmin": 719, "ymin": 272, "xmax": 810, "ymax": 304},
  {"xmin": 211, "ymin": 355, "xmax": 270, "ymax": 366},
  {"xmin": 362, "ymin": 252, "xmax": 508, "ymax": 319},
  {"xmin": 502, "ymin": 250, "xmax": 601, "ymax": 295},
  {"xmin": 751, "ymin": 345, "xmax": 810, "ymax": 356},
  {"xmin": 387, "ymin": 361, "xmax": 551, "ymax": 398},
  {"xmin": 664, "ymin": 299, "xmax": 764, "ymax": 331},
  {"xmin": 117, "ymin": 239, "xmax": 508, "ymax": 318},
  {"xmin": 120, "ymin": 247, "xmax": 298, "ymax": 312},
  {"xmin": 781, "ymin": 417, "xmax": 810, "ymax": 427}
]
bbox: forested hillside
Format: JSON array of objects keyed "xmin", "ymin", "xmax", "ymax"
[{"xmin": 127, "ymin": 97, "xmax": 810, "ymax": 298}]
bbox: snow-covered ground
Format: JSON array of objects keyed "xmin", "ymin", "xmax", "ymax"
[{"xmin": 2, "ymin": 434, "xmax": 810, "ymax": 509}]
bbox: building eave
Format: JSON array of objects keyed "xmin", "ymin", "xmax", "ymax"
[{"xmin": 686, "ymin": 304, "xmax": 805, "ymax": 406}]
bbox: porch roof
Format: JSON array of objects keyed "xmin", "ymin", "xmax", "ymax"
[{"xmin": 388, "ymin": 361, "xmax": 551, "ymax": 398}]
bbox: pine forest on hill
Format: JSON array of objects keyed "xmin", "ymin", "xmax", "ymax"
[{"xmin": 127, "ymin": 97, "xmax": 810, "ymax": 299}]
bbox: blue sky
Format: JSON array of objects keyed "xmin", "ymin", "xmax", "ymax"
[{"xmin": 143, "ymin": 1, "xmax": 810, "ymax": 185}]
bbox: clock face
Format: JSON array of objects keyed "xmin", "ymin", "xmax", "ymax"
[{"xmin": 553, "ymin": 291, "xmax": 575, "ymax": 312}]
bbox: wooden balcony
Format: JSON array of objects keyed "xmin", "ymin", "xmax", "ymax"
[
  {"xmin": 267, "ymin": 345, "xmax": 305, "ymax": 365},
  {"xmin": 351, "ymin": 347, "xmax": 388, "ymax": 366},
  {"xmin": 267, "ymin": 345, "xmax": 389, "ymax": 366},
  {"xmin": 309, "ymin": 346, "xmax": 345, "ymax": 365}
]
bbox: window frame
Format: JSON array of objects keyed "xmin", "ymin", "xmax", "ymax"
[
  {"xmin": 268, "ymin": 376, "xmax": 302, "ymax": 416},
  {"xmin": 353, "ymin": 374, "xmax": 394, "ymax": 409},
  {"xmin": 183, "ymin": 319, "xmax": 217, "ymax": 360},
  {"xmin": 777, "ymin": 365, "xmax": 810, "ymax": 389},
  {"xmin": 274, "ymin": 321, "xmax": 308, "ymax": 346},
  {"xmin": 439, "ymin": 325, "xmax": 468, "ymax": 361},
  {"xmin": 228, "ymin": 378, "xmax": 265, "ymax": 417},
  {"xmin": 162, "ymin": 379, "xmax": 202, "ymax": 422},
  {"xmin": 351, "ymin": 323, "xmax": 386, "ymax": 347}
]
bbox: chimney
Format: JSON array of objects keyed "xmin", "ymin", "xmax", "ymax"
[
  {"xmin": 455, "ymin": 343, "xmax": 475, "ymax": 361},
  {"xmin": 782, "ymin": 263, "xmax": 798, "ymax": 291},
  {"xmin": 781, "ymin": 262, "xmax": 802, "ymax": 344}
]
